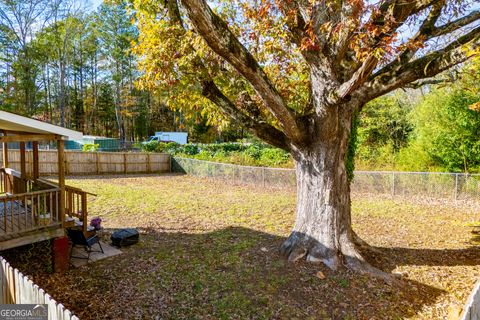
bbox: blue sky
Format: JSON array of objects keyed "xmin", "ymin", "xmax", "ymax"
[{"xmin": 89, "ymin": 0, "xmax": 103, "ymax": 11}]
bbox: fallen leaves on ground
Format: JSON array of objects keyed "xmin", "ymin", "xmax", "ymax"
[{"xmin": 3, "ymin": 174, "xmax": 480, "ymax": 320}]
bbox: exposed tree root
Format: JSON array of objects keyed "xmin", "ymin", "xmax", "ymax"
[
  {"xmin": 280, "ymin": 233, "xmax": 398, "ymax": 283},
  {"xmin": 351, "ymin": 231, "xmax": 383, "ymax": 254}
]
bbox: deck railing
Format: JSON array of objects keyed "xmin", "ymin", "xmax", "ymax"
[
  {"xmin": 0, "ymin": 168, "xmax": 90, "ymax": 236},
  {"xmin": 1, "ymin": 168, "xmax": 62, "ymax": 235},
  {"xmin": 65, "ymin": 185, "xmax": 89, "ymax": 232},
  {"xmin": 0, "ymin": 169, "xmax": 5, "ymax": 194},
  {"xmin": 0, "ymin": 188, "xmax": 61, "ymax": 235},
  {"xmin": 36, "ymin": 178, "xmax": 90, "ymax": 232}
]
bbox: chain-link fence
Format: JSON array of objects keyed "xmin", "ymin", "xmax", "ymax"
[{"xmin": 172, "ymin": 157, "xmax": 480, "ymax": 202}]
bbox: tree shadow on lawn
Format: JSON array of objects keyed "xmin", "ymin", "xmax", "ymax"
[
  {"xmin": 7, "ymin": 226, "xmax": 478, "ymax": 319},
  {"xmin": 361, "ymin": 228, "xmax": 480, "ymax": 272},
  {"xmin": 48, "ymin": 227, "xmax": 469, "ymax": 319},
  {"xmin": 363, "ymin": 243, "xmax": 480, "ymax": 271}
]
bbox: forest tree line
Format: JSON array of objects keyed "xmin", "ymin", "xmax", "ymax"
[
  {"xmin": 1, "ymin": 0, "xmax": 479, "ymax": 173},
  {"xmin": 0, "ymin": 0, "xmax": 242, "ymax": 143}
]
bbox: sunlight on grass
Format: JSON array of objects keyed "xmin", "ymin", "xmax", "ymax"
[{"xmin": 36, "ymin": 174, "xmax": 479, "ymax": 320}]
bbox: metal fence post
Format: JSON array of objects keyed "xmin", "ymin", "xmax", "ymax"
[
  {"xmin": 262, "ymin": 167, "xmax": 266, "ymax": 188},
  {"xmin": 232, "ymin": 166, "xmax": 236, "ymax": 185},
  {"xmin": 454, "ymin": 173, "xmax": 459, "ymax": 201},
  {"xmin": 391, "ymin": 172, "xmax": 396, "ymax": 197}
]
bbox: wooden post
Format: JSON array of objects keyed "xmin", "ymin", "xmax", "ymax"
[
  {"xmin": 57, "ymin": 139, "xmax": 65, "ymax": 228},
  {"xmin": 2, "ymin": 142, "xmax": 8, "ymax": 168},
  {"xmin": 81, "ymin": 192, "xmax": 87, "ymax": 233},
  {"xmin": 19, "ymin": 142, "xmax": 26, "ymax": 180},
  {"xmin": 124, "ymin": 153, "xmax": 127, "ymax": 174},
  {"xmin": 96, "ymin": 152, "xmax": 100, "ymax": 174},
  {"xmin": 32, "ymin": 141, "xmax": 39, "ymax": 180},
  {"xmin": 147, "ymin": 153, "xmax": 151, "ymax": 173},
  {"xmin": 2, "ymin": 134, "xmax": 8, "ymax": 194}
]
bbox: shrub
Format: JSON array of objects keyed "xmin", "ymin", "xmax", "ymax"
[
  {"xmin": 142, "ymin": 141, "xmax": 160, "ymax": 152},
  {"xmin": 244, "ymin": 144, "xmax": 262, "ymax": 159},
  {"xmin": 142, "ymin": 141, "xmax": 293, "ymax": 168},
  {"xmin": 182, "ymin": 143, "xmax": 199, "ymax": 155},
  {"xmin": 82, "ymin": 143, "xmax": 99, "ymax": 152},
  {"xmin": 259, "ymin": 148, "xmax": 290, "ymax": 166}
]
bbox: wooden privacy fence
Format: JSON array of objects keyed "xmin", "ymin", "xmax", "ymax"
[
  {"xmin": 0, "ymin": 257, "xmax": 79, "ymax": 319},
  {"xmin": 0, "ymin": 150, "xmax": 171, "ymax": 176}
]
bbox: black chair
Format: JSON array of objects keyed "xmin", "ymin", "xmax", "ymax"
[{"xmin": 67, "ymin": 228, "xmax": 104, "ymax": 261}]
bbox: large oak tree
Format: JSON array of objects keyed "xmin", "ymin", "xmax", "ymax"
[{"xmin": 133, "ymin": 0, "xmax": 480, "ymax": 275}]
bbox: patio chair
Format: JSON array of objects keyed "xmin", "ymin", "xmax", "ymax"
[{"xmin": 67, "ymin": 228, "xmax": 104, "ymax": 261}]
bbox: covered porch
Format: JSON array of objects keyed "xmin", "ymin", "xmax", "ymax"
[{"xmin": 0, "ymin": 111, "xmax": 90, "ymax": 251}]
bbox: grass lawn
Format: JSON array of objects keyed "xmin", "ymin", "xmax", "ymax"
[{"xmin": 5, "ymin": 174, "xmax": 480, "ymax": 319}]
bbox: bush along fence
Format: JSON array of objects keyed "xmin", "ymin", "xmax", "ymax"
[
  {"xmin": 1, "ymin": 150, "xmax": 171, "ymax": 176},
  {"xmin": 0, "ymin": 257, "xmax": 79, "ymax": 319},
  {"xmin": 172, "ymin": 157, "xmax": 480, "ymax": 202}
]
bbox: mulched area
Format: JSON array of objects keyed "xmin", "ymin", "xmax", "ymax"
[{"xmin": 3, "ymin": 174, "xmax": 479, "ymax": 319}]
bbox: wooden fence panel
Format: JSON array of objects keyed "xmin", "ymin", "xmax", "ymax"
[
  {"xmin": 0, "ymin": 257, "xmax": 78, "ymax": 319},
  {"xmin": 0, "ymin": 150, "xmax": 170, "ymax": 175},
  {"xmin": 98, "ymin": 152, "xmax": 125, "ymax": 174},
  {"xmin": 125, "ymin": 153, "xmax": 148, "ymax": 173},
  {"xmin": 38, "ymin": 150, "xmax": 58, "ymax": 176},
  {"xmin": 150, "ymin": 153, "xmax": 171, "ymax": 172}
]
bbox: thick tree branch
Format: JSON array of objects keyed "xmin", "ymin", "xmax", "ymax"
[
  {"xmin": 394, "ymin": 1, "xmax": 445, "ymax": 67},
  {"xmin": 179, "ymin": 0, "xmax": 306, "ymax": 144},
  {"xmin": 162, "ymin": 0, "xmax": 289, "ymax": 150},
  {"xmin": 202, "ymin": 81, "xmax": 290, "ymax": 150},
  {"xmin": 277, "ymin": 1, "xmax": 305, "ymax": 49},
  {"xmin": 404, "ymin": 77, "xmax": 454, "ymax": 89},
  {"xmin": 431, "ymin": 10, "xmax": 480, "ymax": 39},
  {"xmin": 334, "ymin": 1, "xmax": 360, "ymax": 68},
  {"xmin": 360, "ymin": 26, "xmax": 480, "ymax": 101},
  {"xmin": 333, "ymin": 0, "xmax": 441, "ymax": 93},
  {"xmin": 369, "ymin": 23, "xmax": 480, "ymax": 81},
  {"xmin": 336, "ymin": 55, "xmax": 378, "ymax": 99}
]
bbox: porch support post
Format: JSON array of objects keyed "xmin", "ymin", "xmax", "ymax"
[
  {"xmin": 19, "ymin": 142, "xmax": 26, "ymax": 180},
  {"xmin": 57, "ymin": 139, "xmax": 65, "ymax": 228},
  {"xmin": 32, "ymin": 141, "xmax": 39, "ymax": 180},
  {"xmin": 2, "ymin": 132, "xmax": 8, "ymax": 168}
]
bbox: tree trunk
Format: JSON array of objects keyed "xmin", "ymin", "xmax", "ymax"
[{"xmin": 280, "ymin": 107, "xmax": 381, "ymax": 275}]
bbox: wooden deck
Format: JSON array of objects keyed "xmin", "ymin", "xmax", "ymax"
[
  {"xmin": 0, "ymin": 117, "xmax": 87, "ymax": 258},
  {"xmin": 0, "ymin": 168, "xmax": 90, "ymax": 251},
  {"xmin": 0, "ymin": 226, "xmax": 64, "ymax": 251}
]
